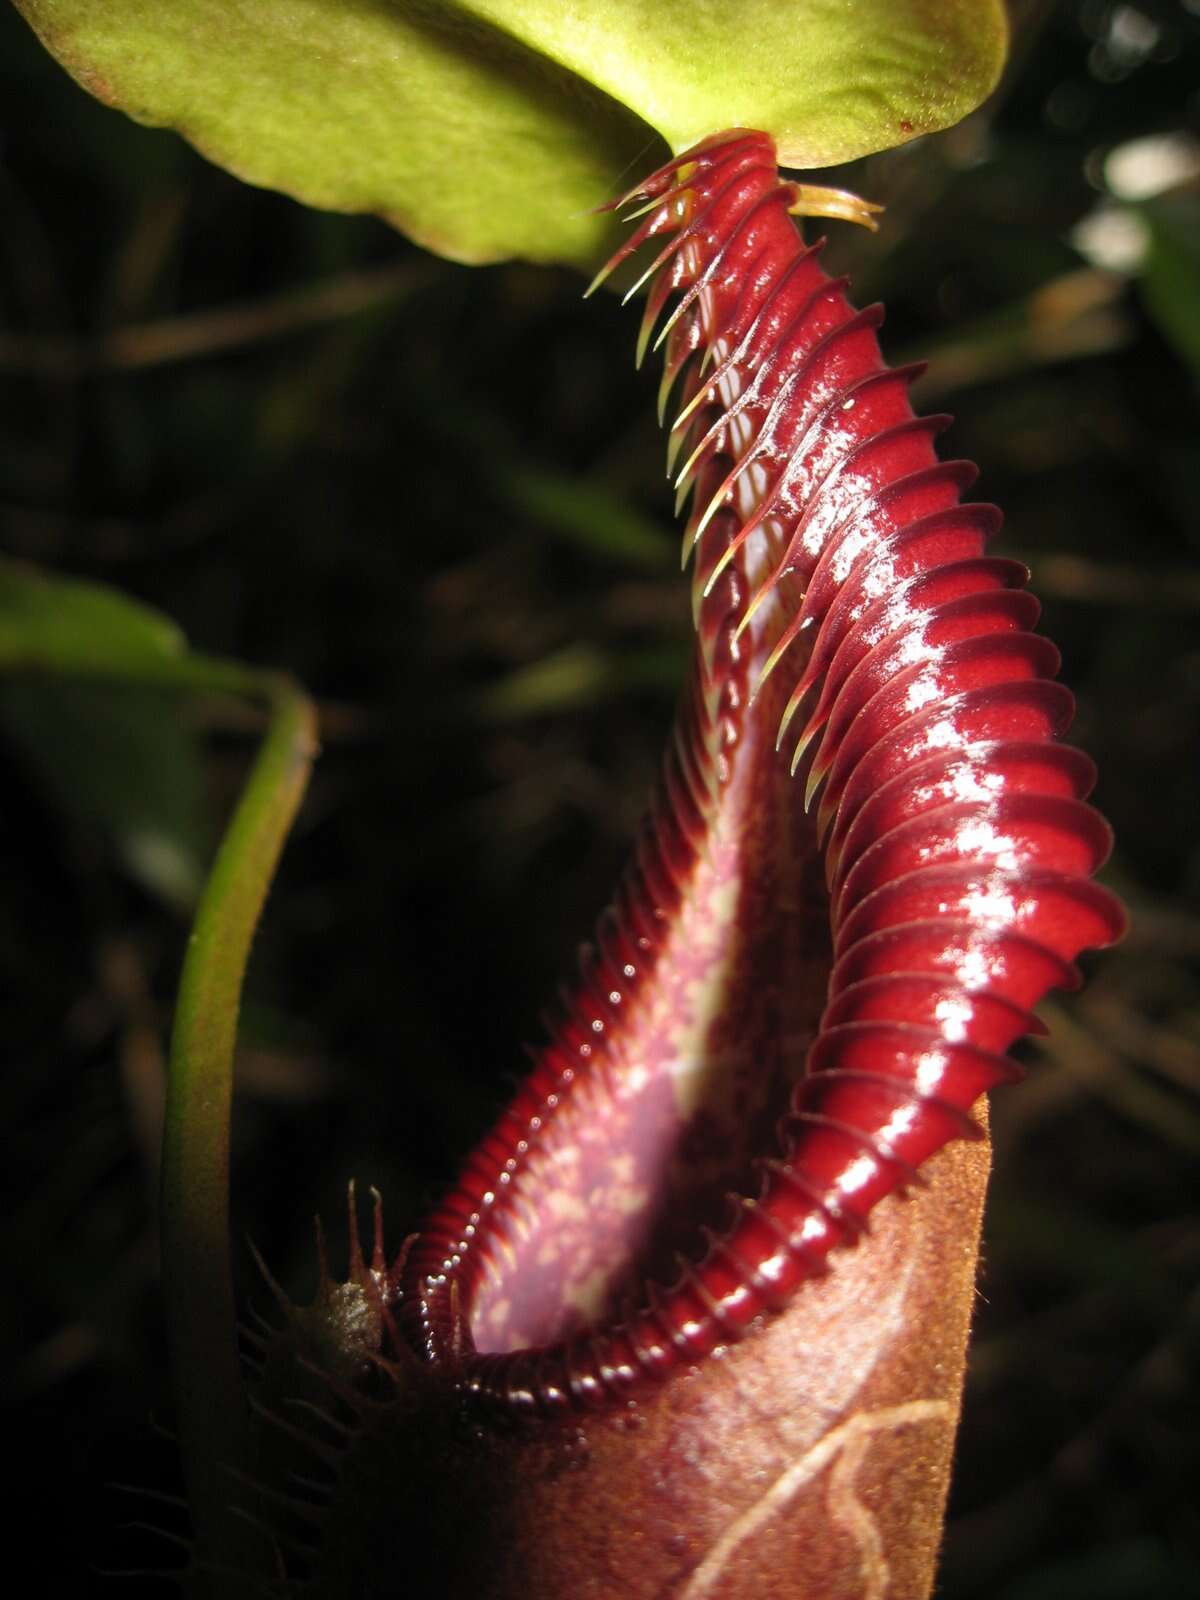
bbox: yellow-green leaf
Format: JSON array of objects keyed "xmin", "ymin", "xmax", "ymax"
[
  {"xmin": 0, "ymin": 555, "xmax": 186, "ymax": 670},
  {"xmin": 462, "ymin": 0, "xmax": 1009, "ymax": 169},
  {"xmin": 12, "ymin": 0, "xmax": 1007, "ymax": 269},
  {"xmin": 11, "ymin": 0, "xmax": 655, "ymax": 268}
]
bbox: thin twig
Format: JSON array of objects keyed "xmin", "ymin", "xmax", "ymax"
[{"xmin": 0, "ymin": 260, "xmax": 433, "ymax": 376}]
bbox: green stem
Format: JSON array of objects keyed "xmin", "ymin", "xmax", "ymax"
[
  {"xmin": 160, "ymin": 671, "xmax": 317, "ymax": 1590},
  {"xmin": 1, "ymin": 563, "xmax": 317, "ymax": 1586}
]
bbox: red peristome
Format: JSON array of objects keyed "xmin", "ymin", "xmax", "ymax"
[{"xmin": 397, "ymin": 129, "xmax": 1126, "ymax": 1416}]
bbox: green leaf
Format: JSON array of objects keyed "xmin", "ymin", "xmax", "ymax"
[
  {"xmin": 13, "ymin": 0, "xmax": 1007, "ymax": 269},
  {"xmin": 0, "ymin": 555, "xmax": 185, "ymax": 671},
  {"xmin": 462, "ymin": 0, "xmax": 1009, "ymax": 170},
  {"xmin": 501, "ymin": 467, "xmax": 673, "ymax": 570},
  {"xmin": 11, "ymin": 0, "xmax": 654, "ymax": 270},
  {"xmin": 477, "ymin": 641, "xmax": 683, "ymax": 719},
  {"xmin": 0, "ymin": 556, "xmax": 259, "ymax": 698},
  {"xmin": 1140, "ymin": 199, "xmax": 1200, "ymax": 380}
]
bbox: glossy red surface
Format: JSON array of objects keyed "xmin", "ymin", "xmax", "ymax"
[{"xmin": 397, "ymin": 130, "xmax": 1126, "ymax": 1416}]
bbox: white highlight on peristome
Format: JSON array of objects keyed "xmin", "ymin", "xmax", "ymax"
[
  {"xmin": 837, "ymin": 1153, "xmax": 879, "ymax": 1197},
  {"xmin": 914, "ymin": 1049, "xmax": 951, "ymax": 1097},
  {"xmin": 933, "ymin": 994, "xmax": 975, "ymax": 1043},
  {"xmin": 904, "ymin": 675, "xmax": 944, "ymax": 715},
  {"xmin": 940, "ymin": 817, "xmax": 1019, "ymax": 872},
  {"xmin": 923, "ymin": 718, "xmax": 962, "ymax": 752},
  {"xmin": 962, "ymin": 883, "xmax": 1020, "ymax": 927},
  {"xmin": 955, "ymin": 946, "xmax": 996, "ymax": 992},
  {"xmin": 949, "ymin": 763, "xmax": 1005, "ymax": 803}
]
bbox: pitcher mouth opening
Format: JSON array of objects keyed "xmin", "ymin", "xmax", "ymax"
[
  {"xmin": 395, "ymin": 621, "xmax": 837, "ymax": 1409},
  {"xmin": 465, "ymin": 835, "xmax": 830, "ymax": 1361}
]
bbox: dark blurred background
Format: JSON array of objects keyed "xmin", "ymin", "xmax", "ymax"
[{"xmin": 2, "ymin": 1, "xmax": 1197, "ymax": 1593}]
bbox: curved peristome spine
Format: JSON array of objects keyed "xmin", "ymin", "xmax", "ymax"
[{"xmin": 398, "ymin": 130, "xmax": 1126, "ymax": 1416}]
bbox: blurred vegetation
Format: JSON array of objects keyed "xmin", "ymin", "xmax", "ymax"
[{"xmin": 1, "ymin": 1, "xmax": 1198, "ymax": 1593}]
